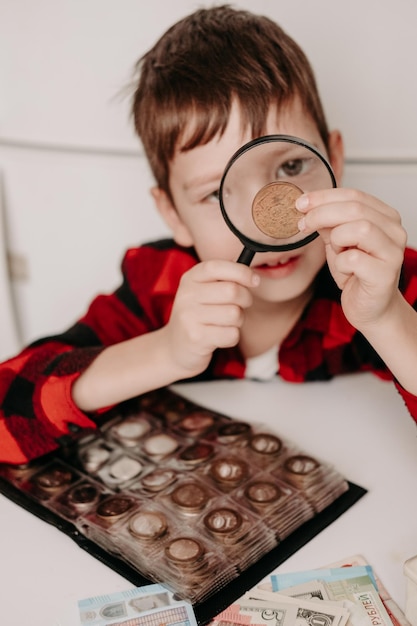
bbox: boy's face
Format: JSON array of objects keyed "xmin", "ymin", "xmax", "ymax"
[{"xmin": 153, "ymin": 98, "xmax": 344, "ymax": 307}]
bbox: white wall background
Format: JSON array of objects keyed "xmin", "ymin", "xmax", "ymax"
[{"xmin": 0, "ymin": 0, "xmax": 417, "ymax": 359}]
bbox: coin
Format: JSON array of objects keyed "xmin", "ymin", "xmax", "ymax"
[
  {"xmin": 179, "ymin": 442, "xmax": 214, "ymax": 464},
  {"xmin": 67, "ymin": 483, "xmax": 99, "ymax": 506},
  {"xmin": 129, "ymin": 510, "xmax": 168, "ymax": 540},
  {"xmin": 96, "ymin": 495, "xmax": 134, "ymax": 520},
  {"xmin": 110, "ymin": 416, "xmax": 151, "ymax": 445},
  {"xmin": 143, "ymin": 433, "xmax": 178, "ymax": 457},
  {"xmin": 249, "ymin": 433, "xmax": 282, "ymax": 455},
  {"xmin": 203, "ymin": 507, "xmax": 243, "ymax": 534},
  {"xmin": 210, "ymin": 457, "xmax": 249, "ymax": 485},
  {"xmin": 217, "ymin": 421, "xmax": 251, "ymax": 443},
  {"xmin": 284, "ymin": 454, "xmax": 319, "ymax": 475},
  {"xmin": 165, "ymin": 537, "xmax": 204, "ymax": 563},
  {"xmin": 35, "ymin": 466, "xmax": 73, "ymax": 491},
  {"xmin": 252, "ymin": 181, "xmax": 303, "ymax": 239},
  {"xmin": 108, "ymin": 456, "xmax": 143, "ymax": 482},
  {"xmin": 171, "ymin": 482, "xmax": 209, "ymax": 511},
  {"xmin": 141, "ymin": 468, "xmax": 177, "ymax": 492},
  {"xmin": 244, "ymin": 480, "xmax": 282, "ymax": 504},
  {"xmin": 177, "ymin": 412, "xmax": 215, "ymax": 433},
  {"xmin": 81, "ymin": 443, "xmax": 111, "ymax": 473}
]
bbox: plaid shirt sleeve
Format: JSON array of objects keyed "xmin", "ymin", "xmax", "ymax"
[{"xmin": 0, "ymin": 240, "xmax": 197, "ymax": 464}]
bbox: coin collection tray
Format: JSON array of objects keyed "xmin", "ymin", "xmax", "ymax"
[{"xmin": 0, "ymin": 387, "xmax": 366, "ymax": 625}]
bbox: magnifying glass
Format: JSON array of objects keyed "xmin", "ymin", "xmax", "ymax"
[{"xmin": 219, "ymin": 135, "xmax": 337, "ymax": 265}]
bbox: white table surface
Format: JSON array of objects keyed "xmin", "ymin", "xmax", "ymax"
[{"xmin": 1, "ymin": 372, "xmax": 416, "ymax": 625}]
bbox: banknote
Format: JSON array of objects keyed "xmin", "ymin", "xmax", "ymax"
[
  {"xmin": 250, "ymin": 576, "xmax": 393, "ymax": 626},
  {"xmin": 237, "ymin": 593, "xmax": 350, "ymax": 626},
  {"xmin": 324, "ymin": 555, "xmax": 410, "ymax": 626},
  {"xmin": 270, "ymin": 566, "xmax": 377, "ymax": 591},
  {"xmin": 78, "ymin": 582, "xmax": 198, "ymax": 626},
  {"xmin": 324, "ymin": 575, "xmax": 395, "ymax": 626},
  {"xmin": 259, "ymin": 580, "xmax": 331, "ymax": 601}
]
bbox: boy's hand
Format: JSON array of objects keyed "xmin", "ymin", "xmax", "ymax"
[
  {"xmin": 296, "ymin": 188, "xmax": 407, "ymax": 332},
  {"xmin": 164, "ymin": 260, "xmax": 258, "ymax": 377}
]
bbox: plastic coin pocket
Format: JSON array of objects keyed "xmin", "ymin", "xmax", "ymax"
[
  {"xmin": 19, "ymin": 460, "xmax": 80, "ymax": 502},
  {"xmin": 126, "ymin": 466, "xmax": 179, "ymax": 498},
  {"xmin": 103, "ymin": 412, "xmax": 155, "ymax": 448},
  {"xmin": 235, "ymin": 472, "xmax": 314, "ymax": 540},
  {"xmin": 202, "ymin": 453, "xmax": 252, "ymax": 493},
  {"xmin": 198, "ymin": 498, "xmax": 278, "ymax": 569},
  {"xmin": 96, "ymin": 453, "xmax": 145, "ymax": 489},
  {"xmin": 214, "ymin": 420, "xmax": 253, "ymax": 447},
  {"xmin": 78, "ymin": 437, "xmax": 116, "ymax": 475},
  {"xmin": 274, "ymin": 453, "xmax": 349, "ymax": 513},
  {"xmin": 171, "ymin": 409, "xmax": 224, "ymax": 439},
  {"xmin": 161, "ymin": 533, "xmax": 238, "ymax": 603},
  {"xmin": 139, "ymin": 389, "xmax": 198, "ymax": 425},
  {"xmin": 47, "ymin": 478, "xmax": 105, "ymax": 520},
  {"xmin": 159, "ymin": 477, "xmax": 219, "ymax": 517}
]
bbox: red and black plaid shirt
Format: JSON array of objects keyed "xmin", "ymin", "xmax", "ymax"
[{"xmin": 1, "ymin": 238, "xmax": 417, "ymax": 464}]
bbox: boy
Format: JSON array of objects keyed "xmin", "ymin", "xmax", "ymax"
[{"xmin": 1, "ymin": 5, "xmax": 416, "ymax": 465}]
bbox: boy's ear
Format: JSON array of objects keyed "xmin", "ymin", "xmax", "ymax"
[
  {"xmin": 328, "ymin": 130, "xmax": 344, "ymax": 186},
  {"xmin": 151, "ymin": 187, "xmax": 194, "ymax": 248}
]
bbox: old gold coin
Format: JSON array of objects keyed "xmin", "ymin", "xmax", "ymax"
[{"xmin": 252, "ymin": 181, "xmax": 303, "ymax": 239}]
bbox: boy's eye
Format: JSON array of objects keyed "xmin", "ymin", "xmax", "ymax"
[
  {"xmin": 276, "ymin": 159, "xmax": 305, "ymax": 178},
  {"xmin": 203, "ymin": 189, "xmax": 220, "ymax": 203}
]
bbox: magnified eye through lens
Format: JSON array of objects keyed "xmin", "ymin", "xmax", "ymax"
[{"xmin": 219, "ymin": 135, "xmax": 337, "ymax": 264}]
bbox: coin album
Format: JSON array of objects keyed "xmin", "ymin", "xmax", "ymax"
[{"xmin": 0, "ymin": 387, "xmax": 366, "ymax": 625}]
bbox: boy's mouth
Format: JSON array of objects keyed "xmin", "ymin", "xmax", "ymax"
[{"xmin": 252, "ymin": 255, "xmax": 300, "ymax": 276}]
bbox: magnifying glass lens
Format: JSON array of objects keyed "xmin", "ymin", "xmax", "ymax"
[{"xmin": 219, "ymin": 136, "xmax": 337, "ymax": 261}]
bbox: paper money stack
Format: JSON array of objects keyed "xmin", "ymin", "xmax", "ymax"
[{"xmin": 212, "ymin": 560, "xmax": 409, "ymax": 626}]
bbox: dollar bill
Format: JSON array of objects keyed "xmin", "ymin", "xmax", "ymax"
[
  {"xmin": 78, "ymin": 583, "xmax": 198, "ymax": 626},
  {"xmin": 237, "ymin": 594, "xmax": 350, "ymax": 626}
]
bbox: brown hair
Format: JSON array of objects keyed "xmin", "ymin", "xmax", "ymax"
[{"xmin": 132, "ymin": 5, "xmax": 329, "ymax": 196}]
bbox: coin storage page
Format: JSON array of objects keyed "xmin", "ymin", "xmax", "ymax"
[{"xmin": 0, "ymin": 388, "xmax": 350, "ymax": 605}]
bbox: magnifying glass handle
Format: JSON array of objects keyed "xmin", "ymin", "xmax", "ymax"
[{"xmin": 236, "ymin": 247, "xmax": 255, "ymax": 266}]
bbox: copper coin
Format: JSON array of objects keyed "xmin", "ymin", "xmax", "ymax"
[
  {"xmin": 96, "ymin": 495, "xmax": 134, "ymax": 519},
  {"xmin": 203, "ymin": 507, "xmax": 243, "ymax": 534},
  {"xmin": 171, "ymin": 482, "xmax": 209, "ymax": 510},
  {"xmin": 249, "ymin": 433, "xmax": 282, "ymax": 455},
  {"xmin": 129, "ymin": 510, "xmax": 168, "ymax": 540},
  {"xmin": 252, "ymin": 181, "xmax": 303, "ymax": 239},
  {"xmin": 35, "ymin": 467, "xmax": 73, "ymax": 490},
  {"xmin": 179, "ymin": 443, "xmax": 214, "ymax": 464},
  {"xmin": 217, "ymin": 421, "xmax": 251, "ymax": 442},
  {"xmin": 178, "ymin": 412, "xmax": 215, "ymax": 433},
  {"xmin": 165, "ymin": 537, "xmax": 204, "ymax": 563},
  {"xmin": 67, "ymin": 483, "xmax": 99, "ymax": 506},
  {"xmin": 284, "ymin": 454, "xmax": 319, "ymax": 475},
  {"xmin": 244, "ymin": 480, "xmax": 282, "ymax": 504}
]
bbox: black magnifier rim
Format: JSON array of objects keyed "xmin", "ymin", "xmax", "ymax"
[{"xmin": 219, "ymin": 134, "xmax": 337, "ymax": 253}]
